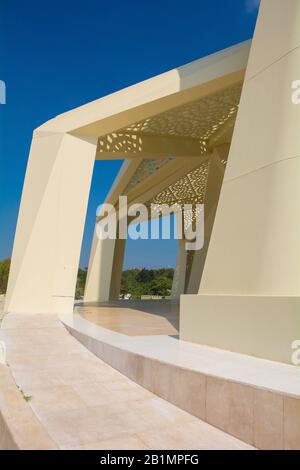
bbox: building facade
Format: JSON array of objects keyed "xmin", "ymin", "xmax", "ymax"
[{"xmin": 5, "ymin": 0, "xmax": 300, "ymax": 364}]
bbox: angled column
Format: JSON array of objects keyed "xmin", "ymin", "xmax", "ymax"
[
  {"xmin": 171, "ymin": 238, "xmax": 187, "ymax": 300},
  {"xmin": 5, "ymin": 132, "xmax": 97, "ymax": 314},
  {"xmin": 181, "ymin": 0, "xmax": 300, "ymax": 363},
  {"xmin": 84, "ymin": 228, "xmax": 125, "ymax": 303},
  {"xmin": 186, "ymin": 145, "xmax": 228, "ymax": 294},
  {"xmin": 109, "ymin": 237, "xmax": 126, "ymax": 300}
]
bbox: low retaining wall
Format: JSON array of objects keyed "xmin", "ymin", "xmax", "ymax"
[{"xmin": 65, "ymin": 323, "xmax": 300, "ymax": 450}]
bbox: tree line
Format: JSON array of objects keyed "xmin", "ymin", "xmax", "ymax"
[
  {"xmin": 76, "ymin": 267, "xmax": 174, "ymax": 300},
  {"xmin": 0, "ymin": 260, "xmax": 174, "ymax": 300}
]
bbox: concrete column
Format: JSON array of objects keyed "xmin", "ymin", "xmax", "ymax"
[
  {"xmin": 186, "ymin": 145, "xmax": 228, "ymax": 294},
  {"xmin": 109, "ymin": 238, "xmax": 126, "ymax": 300},
  {"xmin": 181, "ymin": 0, "xmax": 300, "ymax": 363},
  {"xmin": 5, "ymin": 132, "xmax": 97, "ymax": 314},
  {"xmin": 84, "ymin": 225, "xmax": 126, "ymax": 303},
  {"xmin": 171, "ymin": 238, "xmax": 187, "ymax": 300},
  {"xmin": 84, "ymin": 232, "xmax": 116, "ymax": 303}
]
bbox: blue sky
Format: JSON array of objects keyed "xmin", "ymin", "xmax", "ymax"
[{"xmin": 0, "ymin": 0, "xmax": 259, "ymax": 269}]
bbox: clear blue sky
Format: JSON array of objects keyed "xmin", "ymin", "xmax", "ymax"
[{"xmin": 0, "ymin": 0, "xmax": 259, "ymax": 269}]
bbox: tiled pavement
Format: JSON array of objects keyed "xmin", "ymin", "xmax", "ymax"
[{"xmin": 0, "ymin": 313, "xmax": 254, "ymax": 450}]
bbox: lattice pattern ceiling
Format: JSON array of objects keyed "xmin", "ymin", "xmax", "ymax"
[
  {"xmin": 124, "ymin": 157, "xmax": 174, "ymax": 192},
  {"xmin": 147, "ymin": 161, "xmax": 209, "ymax": 232},
  {"xmin": 111, "ymin": 82, "xmax": 241, "ymax": 194},
  {"xmin": 151, "ymin": 161, "xmax": 209, "ymax": 207},
  {"xmin": 122, "ymin": 82, "xmax": 242, "ymax": 140},
  {"xmin": 97, "ymin": 133, "xmax": 143, "ymax": 154},
  {"xmin": 97, "ymin": 82, "xmax": 242, "ymax": 158}
]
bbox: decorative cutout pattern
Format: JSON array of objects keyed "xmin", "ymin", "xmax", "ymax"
[
  {"xmin": 117, "ymin": 82, "xmax": 241, "ymax": 192},
  {"xmin": 147, "ymin": 161, "xmax": 209, "ymax": 234},
  {"xmin": 98, "ymin": 132, "xmax": 207, "ymax": 156},
  {"xmin": 125, "ymin": 157, "xmax": 174, "ymax": 192},
  {"xmin": 151, "ymin": 161, "xmax": 209, "ymax": 206},
  {"xmin": 183, "ymin": 205, "xmax": 204, "ymax": 232},
  {"xmin": 124, "ymin": 83, "xmax": 242, "ymax": 141},
  {"xmin": 101, "ymin": 82, "xmax": 240, "ymax": 194},
  {"xmin": 98, "ymin": 133, "xmax": 143, "ymax": 154}
]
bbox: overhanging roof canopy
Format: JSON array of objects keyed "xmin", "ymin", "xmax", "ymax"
[{"xmin": 37, "ymin": 40, "xmax": 251, "ymax": 209}]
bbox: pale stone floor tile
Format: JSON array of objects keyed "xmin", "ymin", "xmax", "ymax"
[
  {"xmin": 2, "ymin": 314, "xmax": 61, "ymax": 329},
  {"xmin": 28, "ymin": 363, "xmax": 122, "ymax": 386},
  {"xmin": 102, "ymin": 378, "xmax": 140, "ymax": 392},
  {"xmin": 38, "ymin": 399, "xmax": 193, "ymax": 448},
  {"xmin": 62, "ymin": 435, "xmax": 150, "ymax": 450},
  {"xmin": 1, "ymin": 314, "xmax": 257, "ymax": 450},
  {"xmin": 128, "ymin": 396, "xmax": 195, "ymax": 427},
  {"xmin": 72, "ymin": 380, "xmax": 152, "ymax": 407},
  {"xmin": 11, "ymin": 363, "xmax": 121, "ymax": 391},
  {"xmin": 27, "ymin": 384, "xmax": 88, "ymax": 417},
  {"xmin": 78, "ymin": 302, "xmax": 179, "ymax": 337},
  {"xmin": 4, "ymin": 408, "xmax": 58, "ymax": 450},
  {"xmin": 0, "ymin": 382, "xmax": 28, "ymax": 418},
  {"xmin": 11, "ymin": 368, "xmax": 66, "ymax": 389},
  {"xmin": 137, "ymin": 421, "xmax": 255, "ymax": 451},
  {"xmin": 6, "ymin": 351, "xmax": 97, "ymax": 371},
  {"xmin": 38, "ymin": 406, "xmax": 138, "ymax": 447}
]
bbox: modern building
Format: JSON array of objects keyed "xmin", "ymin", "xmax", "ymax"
[{"xmin": 5, "ymin": 0, "xmax": 300, "ymax": 366}]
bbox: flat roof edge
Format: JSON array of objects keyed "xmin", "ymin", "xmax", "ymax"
[{"xmin": 36, "ymin": 40, "xmax": 251, "ymax": 135}]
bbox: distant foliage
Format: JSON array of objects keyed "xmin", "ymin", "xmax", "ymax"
[
  {"xmin": 121, "ymin": 268, "xmax": 174, "ymax": 299},
  {"xmin": 75, "ymin": 267, "xmax": 88, "ymax": 299},
  {"xmin": 0, "ymin": 261, "xmax": 174, "ymax": 300},
  {"xmin": 0, "ymin": 259, "xmax": 10, "ymax": 294}
]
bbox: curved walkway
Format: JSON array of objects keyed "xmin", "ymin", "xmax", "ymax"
[{"xmin": 0, "ymin": 313, "xmax": 253, "ymax": 450}]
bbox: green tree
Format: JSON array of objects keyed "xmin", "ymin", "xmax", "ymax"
[
  {"xmin": 75, "ymin": 267, "xmax": 88, "ymax": 299},
  {"xmin": 149, "ymin": 277, "xmax": 172, "ymax": 296},
  {"xmin": 0, "ymin": 259, "xmax": 10, "ymax": 294},
  {"xmin": 121, "ymin": 268, "xmax": 174, "ymax": 299},
  {"xmin": 136, "ymin": 268, "xmax": 154, "ymax": 283}
]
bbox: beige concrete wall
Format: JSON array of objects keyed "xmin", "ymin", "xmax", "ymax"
[
  {"xmin": 181, "ymin": 295, "xmax": 300, "ymax": 364},
  {"xmin": 5, "ymin": 132, "xmax": 97, "ymax": 314},
  {"xmin": 180, "ymin": 0, "xmax": 300, "ymax": 362},
  {"xmin": 200, "ymin": 0, "xmax": 300, "ymax": 296}
]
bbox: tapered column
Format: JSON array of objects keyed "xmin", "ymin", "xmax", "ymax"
[
  {"xmin": 109, "ymin": 237, "xmax": 126, "ymax": 300},
  {"xmin": 84, "ymin": 229, "xmax": 125, "ymax": 303},
  {"xmin": 200, "ymin": 0, "xmax": 300, "ymax": 297},
  {"xmin": 84, "ymin": 232, "xmax": 115, "ymax": 303},
  {"xmin": 181, "ymin": 0, "xmax": 300, "ymax": 363},
  {"xmin": 186, "ymin": 145, "xmax": 228, "ymax": 294},
  {"xmin": 171, "ymin": 238, "xmax": 187, "ymax": 300},
  {"xmin": 5, "ymin": 132, "xmax": 97, "ymax": 314}
]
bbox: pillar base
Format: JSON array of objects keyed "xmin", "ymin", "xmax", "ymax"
[{"xmin": 180, "ymin": 295, "xmax": 300, "ymax": 364}]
